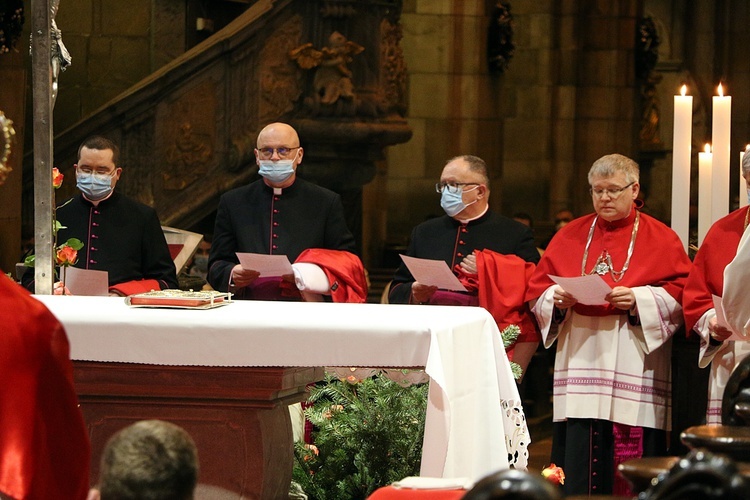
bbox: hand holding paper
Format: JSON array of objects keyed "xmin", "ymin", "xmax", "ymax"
[
  {"xmin": 549, "ymin": 274, "xmax": 612, "ymax": 306},
  {"xmin": 236, "ymin": 252, "xmax": 294, "ymax": 278},
  {"xmin": 400, "ymin": 255, "xmax": 467, "ymax": 292}
]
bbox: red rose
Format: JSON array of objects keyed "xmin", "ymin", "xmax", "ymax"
[
  {"xmin": 52, "ymin": 167, "xmax": 64, "ymax": 189},
  {"xmin": 541, "ymin": 463, "xmax": 565, "ymax": 485},
  {"xmin": 56, "ymin": 245, "xmax": 78, "ymax": 266}
]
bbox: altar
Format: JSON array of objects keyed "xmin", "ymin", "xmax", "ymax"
[{"xmin": 34, "ymin": 296, "xmax": 529, "ymax": 498}]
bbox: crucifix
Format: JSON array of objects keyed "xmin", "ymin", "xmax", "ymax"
[{"xmin": 31, "ymin": 0, "xmax": 70, "ymax": 294}]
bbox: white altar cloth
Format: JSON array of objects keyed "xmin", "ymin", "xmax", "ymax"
[{"xmin": 34, "ymin": 295, "xmax": 529, "ymax": 480}]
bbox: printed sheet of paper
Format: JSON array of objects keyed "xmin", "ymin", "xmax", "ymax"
[
  {"xmin": 399, "ymin": 255, "xmax": 467, "ymax": 292},
  {"xmin": 549, "ymin": 274, "xmax": 612, "ymax": 306},
  {"xmin": 236, "ymin": 252, "xmax": 293, "ymax": 277},
  {"xmin": 64, "ymin": 266, "xmax": 109, "ymax": 296},
  {"xmin": 712, "ymin": 295, "xmax": 748, "ymax": 341}
]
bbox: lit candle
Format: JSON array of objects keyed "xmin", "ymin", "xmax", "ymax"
[
  {"xmin": 671, "ymin": 85, "xmax": 692, "ymax": 251},
  {"xmin": 740, "ymin": 145, "xmax": 749, "ymax": 208},
  {"xmin": 699, "ymin": 144, "xmax": 713, "ymax": 246},
  {"xmin": 711, "ymin": 83, "xmax": 731, "ymax": 222}
]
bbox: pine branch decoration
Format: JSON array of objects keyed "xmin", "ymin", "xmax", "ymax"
[{"xmin": 501, "ymin": 324, "xmax": 523, "ymax": 380}]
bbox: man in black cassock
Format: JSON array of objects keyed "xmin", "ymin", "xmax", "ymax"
[
  {"xmin": 207, "ymin": 122, "xmax": 356, "ymax": 300},
  {"xmin": 23, "ymin": 136, "xmax": 178, "ymax": 295}
]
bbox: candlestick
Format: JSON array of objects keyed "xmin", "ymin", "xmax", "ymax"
[
  {"xmin": 699, "ymin": 144, "xmax": 712, "ymax": 246},
  {"xmin": 671, "ymin": 85, "xmax": 692, "ymax": 251},
  {"xmin": 711, "ymin": 83, "xmax": 731, "ymax": 222}
]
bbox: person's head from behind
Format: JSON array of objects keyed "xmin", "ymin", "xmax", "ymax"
[
  {"xmin": 461, "ymin": 468, "xmax": 562, "ymax": 500},
  {"xmin": 90, "ymin": 420, "xmax": 198, "ymax": 500},
  {"xmin": 75, "ymin": 136, "xmax": 122, "ymax": 202}
]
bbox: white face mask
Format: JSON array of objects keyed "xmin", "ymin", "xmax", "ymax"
[{"xmin": 258, "ymin": 150, "xmax": 299, "ymax": 184}]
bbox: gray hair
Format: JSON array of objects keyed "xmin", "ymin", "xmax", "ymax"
[
  {"xmin": 742, "ymin": 145, "xmax": 750, "ymax": 177},
  {"xmin": 446, "ymin": 154, "xmax": 490, "ymax": 185},
  {"xmin": 98, "ymin": 420, "xmax": 199, "ymax": 500},
  {"xmin": 588, "ymin": 154, "xmax": 639, "ymax": 184}
]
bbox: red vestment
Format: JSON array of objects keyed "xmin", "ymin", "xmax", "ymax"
[
  {"xmin": 683, "ymin": 207, "xmax": 749, "ymax": 331},
  {"xmin": 526, "ymin": 208, "xmax": 689, "ymax": 307},
  {"xmin": 0, "ymin": 274, "xmax": 90, "ymax": 500}
]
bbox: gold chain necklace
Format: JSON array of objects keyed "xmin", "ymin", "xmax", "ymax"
[{"xmin": 581, "ymin": 211, "xmax": 640, "ymax": 282}]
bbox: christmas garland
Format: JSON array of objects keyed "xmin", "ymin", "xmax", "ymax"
[{"xmin": 0, "ymin": 0, "xmax": 24, "ymax": 55}]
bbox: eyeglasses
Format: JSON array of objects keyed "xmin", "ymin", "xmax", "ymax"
[
  {"xmin": 77, "ymin": 166, "xmax": 116, "ymax": 177},
  {"xmin": 589, "ymin": 181, "xmax": 635, "ymax": 199},
  {"xmin": 435, "ymin": 182, "xmax": 480, "ymax": 194},
  {"xmin": 257, "ymin": 147, "xmax": 300, "ymax": 159}
]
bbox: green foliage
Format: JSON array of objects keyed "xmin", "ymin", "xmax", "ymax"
[
  {"xmin": 293, "ymin": 374, "xmax": 428, "ymax": 500},
  {"xmin": 500, "ymin": 324, "xmax": 523, "ymax": 380}
]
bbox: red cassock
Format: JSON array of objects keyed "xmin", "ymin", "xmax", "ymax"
[
  {"xmin": 683, "ymin": 207, "xmax": 748, "ymax": 332},
  {"xmin": 0, "ymin": 274, "xmax": 90, "ymax": 500},
  {"xmin": 525, "ymin": 209, "xmax": 689, "ymax": 310}
]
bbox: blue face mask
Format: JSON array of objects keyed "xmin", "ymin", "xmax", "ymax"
[
  {"xmin": 77, "ymin": 171, "xmax": 114, "ymax": 201},
  {"xmin": 440, "ymin": 185, "xmax": 477, "ymax": 217}
]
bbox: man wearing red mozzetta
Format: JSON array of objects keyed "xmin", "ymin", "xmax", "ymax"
[
  {"xmin": 23, "ymin": 136, "xmax": 178, "ymax": 295},
  {"xmin": 525, "ymin": 154, "xmax": 691, "ymax": 497}
]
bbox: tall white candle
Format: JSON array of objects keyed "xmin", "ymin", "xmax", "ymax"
[
  {"xmin": 711, "ymin": 83, "xmax": 731, "ymax": 222},
  {"xmin": 671, "ymin": 85, "xmax": 692, "ymax": 251},
  {"xmin": 699, "ymin": 144, "xmax": 713, "ymax": 246},
  {"xmin": 740, "ymin": 146, "xmax": 748, "ymax": 208}
]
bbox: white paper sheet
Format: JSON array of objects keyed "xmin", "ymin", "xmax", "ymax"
[
  {"xmin": 63, "ymin": 266, "xmax": 109, "ymax": 296},
  {"xmin": 236, "ymin": 252, "xmax": 293, "ymax": 277},
  {"xmin": 549, "ymin": 274, "xmax": 612, "ymax": 305},
  {"xmin": 400, "ymin": 255, "xmax": 467, "ymax": 292},
  {"xmin": 712, "ymin": 294, "xmax": 748, "ymax": 341}
]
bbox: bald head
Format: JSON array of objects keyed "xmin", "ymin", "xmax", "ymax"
[
  {"xmin": 256, "ymin": 122, "xmax": 300, "ymax": 148},
  {"xmin": 254, "ymin": 122, "xmax": 304, "ymax": 188}
]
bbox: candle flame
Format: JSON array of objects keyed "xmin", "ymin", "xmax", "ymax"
[
  {"xmin": 718, "ymin": 83, "xmax": 724, "ymax": 97},
  {"xmin": 680, "ymin": 85, "xmax": 687, "ymax": 97},
  {"xmin": 705, "ymin": 144, "xmax": 711, "ymax": 153}
]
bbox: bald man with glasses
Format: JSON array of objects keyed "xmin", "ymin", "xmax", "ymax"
[{"xmin": 208, "ymin": 122, "xmax": 357, "ymax": 300}]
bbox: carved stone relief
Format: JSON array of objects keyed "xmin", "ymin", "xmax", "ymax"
[
  {"xmin": 258, "ymin": 15, "xmax": 303, "ymax": 124},
  {"xmin": 161, "ymin": 81, "xmax": 216, "ymax": 191}
]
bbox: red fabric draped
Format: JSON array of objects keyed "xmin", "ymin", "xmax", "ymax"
[
  {"xmin": 108, "ymin": 278, "xmax": 163, "ymax": 296},
  {"xmin": 473, "ymin": 250, "xmax": 540, "ymax": 357},
  {"xmin": 525, "ymin": 208, "xmax": 691, "ymax": 316},
  {"xmin": 294, "ymin": 249, "xmax": 368, "ymax": 303},
  {"xmin": 0, "ymin": 274, "xmax": 90, "ymax": 500}
]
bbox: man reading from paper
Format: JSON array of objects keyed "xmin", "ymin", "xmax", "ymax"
[
  {"xmin": 525, "ymin": 154, "xmax": 691, "ymax": 497},
  {"xmin": 207, "ymin": 122, "xmax": 364, "ymax": 301},
  {"xmin": 23, "ymin": 136, "xmax": 178, "ymax": 296},
  {"xmin": 389, "ymin": 154, "xmax": 541, "ymax": 372}
]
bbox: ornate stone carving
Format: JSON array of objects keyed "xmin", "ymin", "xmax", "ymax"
[
  {"xmin": 379, "ymin": 18, "xmax": 407, "ymax": 116},
  {"xmin": 258, "ymin": 15, "xmax": 303, "ymax": 124},
  {"xmin": 290, "ymin": 31, "xmax": 365, "ymax": 116},
  {"xmin": 161, "ymin": 81, "xmax": 215, "ymax": 191}
]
